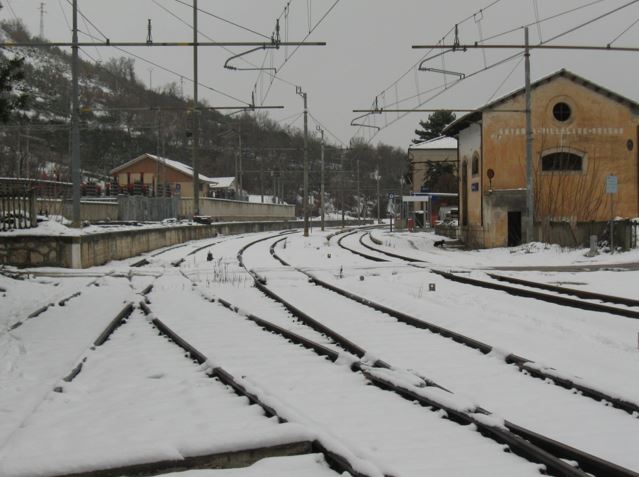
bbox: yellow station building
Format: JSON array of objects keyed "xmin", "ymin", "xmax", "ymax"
[{"xmin": 445, "ymin": 69, "xmax": 639, "ymax": 248}]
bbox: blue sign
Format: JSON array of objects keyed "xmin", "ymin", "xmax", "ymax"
[
  {"xmin": 388, "ymin": 192, "xmax": 395, "ymax": 199},
  {"xmin": 606, "ymin": 175, "xmax": 618, "ymax": 194},
  {"xmin": 471, "ymin": 182, "xmax": 479, "ymax": 192}
]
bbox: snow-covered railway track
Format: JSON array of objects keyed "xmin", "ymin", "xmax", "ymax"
[
  {"xmin": 354, "ymin": 231, "xmax": 639, "ymax": 319},
  {"xmin": 145, "ymin": 270, "xmax": 579, "ymax": 477},
  {"xmin": 229, "ymin": 234, "xmax": 639, "ymax": 474},
  {"xmin": 432, "ymin": 269, "xmax": 639, "ymax": 319},
  {"xmin": 269, "ymin": 235, "xmax": 639, "ymax": 416},
  {"xmin": 1, "ymin": 298, "xmax": 318, "ymax": 477},
  {"xmin": 0, "ymin": 275, "xmax": 139, "ymax": 453}
]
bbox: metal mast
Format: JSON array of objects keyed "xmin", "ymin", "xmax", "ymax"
[
  {"xmin": 71, "ymin": 0, "xmax": 81, "ymax": 227},
  {"xmin": 524, "ymin": 27, "xmax": 534, "ymax": 242},
  {"xmin": 317, "ymin": 126, "xmax": 325, "ymax": 231},
  {"xmin": 297, "ymin": 86, "xmax": 309, "ymax": 236},
  {"xmin": 192, "ymin": 0, "xmax": 200, "ymax": 216}
]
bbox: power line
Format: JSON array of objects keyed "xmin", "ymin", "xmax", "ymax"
[
  {"xmin": 482, "ymin": 0, "xmax": 605, "ymax": 43},
  {"xmin": 172, "ymin": 0, "xmax": 271, "ymax": 40},
  {"xmin": 67, "ymin": 7, "xmax": 252, "ymax": 106},
  {"xmin": 152, "ymin": 0, "xmax": 298, "ymax": 95},
  {"xmin": 355, "ymin": 0, "xmax": 639, "ymax": 144},
  {"xmin": 309, "ymin": 112, "xmax": 346, "ymax": 147},
  {"xmin": 260, "ymin": 0, "xmax": 342, "ymax": 105},
  {"xmin": 608, "ymin": 16, "xmax": 639, "ymax": 45},
  {"xmin": 4, "ymin": 0, "xmax": 18, "ymax": 21}
]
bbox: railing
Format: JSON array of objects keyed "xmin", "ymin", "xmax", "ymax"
[{"xmin": 0, "ymin": 181, "xmax": 37, "ymax": 231}]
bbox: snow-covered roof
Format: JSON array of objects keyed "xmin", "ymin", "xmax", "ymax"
[
  {"xmin": 409, "ymin": 136, "xmax": 457, "ymax": 151},
  {"xmin": 208, "ymin": 176, "xmax": 236, "ymax": 189},
  {"xmin": 109, "ymin": 154, "xmax": 232, "ymax": 186}
]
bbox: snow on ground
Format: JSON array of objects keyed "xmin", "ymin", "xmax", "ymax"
[
  {"xmin": 369, "ymin": 228, "xmax": 639, "ymax": 269},
  {"xmin": 0, "ymin": 276, "xmax": 134, "ymax": 451},
  {"xmin": 158, "ymin": 454, "xmax": 340, "ymax": 477},
  {"xmin": 2, "ymin": 225, "xmax": 639, "ymax": 475},
  {"xmin": 0, "ymin": 311, "xmax": 308, "ymax": 477},
  {"xmin": 262, "ymin": 233, "xmax": 639, "ymax": 470},
  {"xmin": 148, "ymin": 272, "xmax": 543, "ymax": 477}
]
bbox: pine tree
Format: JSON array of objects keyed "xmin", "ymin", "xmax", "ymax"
[
  {"xmin": 0, "ymin": 55, "xmax": 27, "ymax": 123},
  {"xmin": 412, "ymin": 110, "xmax": 456, "ymax": 144}
]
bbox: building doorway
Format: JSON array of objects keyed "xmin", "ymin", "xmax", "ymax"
[
  {"xmin": 507, "ymin": 211, "xmax": 522, "ymax": 246},
  {"xmin": 461, "ymin": 162, "xmax": 468, "ymax": 226}
]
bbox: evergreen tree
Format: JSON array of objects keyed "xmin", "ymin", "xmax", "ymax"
[
  {"xmin": 412, "ymin": 110, "xmax": 456, "ymax": 144},
  {"xmin": 0, "ymin": 55, "xmax": 27, "ymax": 123}
]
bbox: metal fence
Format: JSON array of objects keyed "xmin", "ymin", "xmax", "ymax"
[{"xmin": 0, "ymin": 180, "xmax": 37, "ymax": 231}]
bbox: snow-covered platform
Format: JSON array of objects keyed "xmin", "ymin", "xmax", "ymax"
[{"xmin": 0, "ymin": 219, "xmax": 370, "ymax": 269}]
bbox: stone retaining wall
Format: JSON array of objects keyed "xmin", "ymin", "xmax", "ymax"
[{"xmin": 0, "ymin": 220, "xmax": 371, "ymax": 268}]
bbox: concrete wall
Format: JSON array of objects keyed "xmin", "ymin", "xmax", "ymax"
[
  {"xmin": 0, "ymin": 219, "xmax": 370, "ymax": 268},
  {"xmin": 37, "ymin": 199, "xmax": 120, "ymax": 222},
  {"xmin": 181, "ymin": 197, "xmax": 295, "ymax": 220},
  {"xmin": 37, "ymin": 197, "xmax": 295, "ymax": 223}
]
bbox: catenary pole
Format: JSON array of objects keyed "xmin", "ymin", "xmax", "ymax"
[
  {"xmin": 71, "ymin": 0, "xmax": 81, "ymax": 227},
  {"xmin": 525, "ymin": 27, "xmax": 534, "ymax": 242},
  {"xmin": 317, "ymin": 126, "xmax": 325, "ymax": 231},
  {"xmin": 297, "ymin": 87, "xmax": 309, "ymax": 236},
  {"xmin": 356, "ymin": 158, "xmax": 360, "ymax": 223},
  {"xmin": 192, "ymin": 0, "xmax": 200, "ymax": 216}
]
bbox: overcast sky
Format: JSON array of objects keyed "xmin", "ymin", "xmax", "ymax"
[{"xmin": 4, "ymin": 0, "xmax": 639, "ymax": 150}]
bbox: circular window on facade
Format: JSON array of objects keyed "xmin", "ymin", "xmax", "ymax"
[{"xmin": 552, "ymin": 102, "xmax": 572, "ymax": 122}]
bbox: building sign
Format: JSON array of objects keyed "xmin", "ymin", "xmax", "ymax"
[
  {"xmin": 403, "ymin": 195, "xmax": 429, "ymax": 203},
  {"xmin": 606, "ymin": 175, "xmax": 618, "ymax": 194},
  {"xmin": 492, "ymin": 127, "xmax": 624, "ymax": 140},
  {"xmin": 471, "ymin": 182, "xmax": 479, "ymax": 192}
]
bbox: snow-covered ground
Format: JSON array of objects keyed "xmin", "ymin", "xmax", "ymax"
[{"xmin": 1, "ymin": 226, "xmax": 638, "ymax": 476}]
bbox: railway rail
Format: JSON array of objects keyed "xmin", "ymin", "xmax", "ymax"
[
  {"xmin": 226, "ymin": 231, "xmax": 639, "ymax": 475},
  {"xmin": 350, "ymin": 231, "xmax": 639, "ymax": 320},
  {"xmin": 151, "ymin": 267, "xmax": 587, "ymax": 477},
  {"xmin": 330, "ymin": 231, "xmax": 639, "ymax": 414},
  {"xmin": 4, "ymin": 229, "xmax": 638, "ymax": 477},
  {"xmin": 220, "ymin": 234, "xmax": 637, "ymax": 475}
]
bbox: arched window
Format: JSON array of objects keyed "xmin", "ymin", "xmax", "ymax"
[
  {"xmin": 541, "ymin": 152, "xmax": 583, "ymax": 172},
  {"xmin": 471, "ymin": 152, "xmax": 480, "ymax": 176}
]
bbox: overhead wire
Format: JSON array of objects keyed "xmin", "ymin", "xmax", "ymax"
[
  {"xmin": 152, "ymin": 0, "xmax": 299, "ymax": 100},
  {"xmin": 354, "ymin": 0, "xmax": 638, "ymax": 144},
  {"xmin": 486, "ymin": 55, "xmax": 524, "ymax": 103},
  {"xmin": 543, "ymin": 0, "xmax": 639, "ymax": 44},
  {"xmin": 482, "ymin": 0, "xmax": 605, "ymax": 43},
  {"xmin": 350, "ymin": 0, "xmax": 505, "ymax": 140},
  {"xmin": 172, "ymin": 0, "xmax": 271, "ymax": 40},
  {"xmin": 4, "ymin": 0, "xmax": 19, "ymax": 21},
  {"xmin": 608, "ymin": 16, "xmax": 639, "ymax": 45},
  {"xmin": 260, "ymin": 0, "xmax": 342, "ymax": 105},
  {"xmin": 69, "ymin": 3, "xmax": 251, "ymax": 106},
  {"xmin": 309, "ymin": 112, "xmax": 346, "ymax": 146},
  {"xmin": 533, "ymin": 0, "xmax": 543, "ymax": 42}
]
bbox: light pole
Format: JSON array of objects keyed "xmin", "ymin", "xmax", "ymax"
[
  {"xmin": 296, "ymin": 86, "xmax": 309, "ymax": 236},
  {"xmin": 316, "ymin": 125, "xmax": 325, "ymax": 231}
]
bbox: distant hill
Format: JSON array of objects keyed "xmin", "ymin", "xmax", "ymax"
[{"xmin": 0, "ymin": 18, "xmax": 407, "ymax": 215}]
